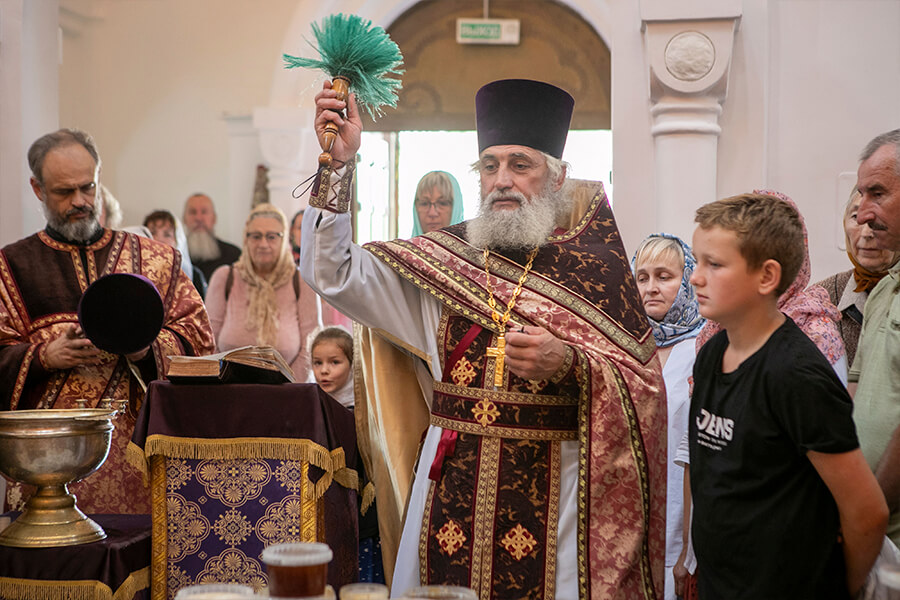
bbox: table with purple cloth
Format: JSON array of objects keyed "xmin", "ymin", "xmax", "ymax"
[
  {"xmin": 0, "ymin": 513, "xmax": 151, "ymax": 600},
  {"xmin": 127, "ymin": 381, "xmax": 359, "ymax": 600}
]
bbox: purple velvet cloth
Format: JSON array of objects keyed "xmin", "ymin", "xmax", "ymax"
[
  {"xmin": 0, "ymin": 513, "xmax": 151, "ymax": 599},
  {"xmin": 132, "ymin": 382, "xmax": 359, "ymax": 593}
]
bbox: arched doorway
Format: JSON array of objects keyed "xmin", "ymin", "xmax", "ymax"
[{"xmin": 355, "ymin": 0, "xmax": 612, "ymax": 242}]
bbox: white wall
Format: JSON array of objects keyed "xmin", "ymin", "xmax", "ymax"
[
  {"xmin": 0, "ymin": 0, "xmax": 59, "ymax": 247},
  {"xmin": 759, "ymin": 0, "xmax": 900, "ymax": 283},
  {"xmin": 56, "ymin": 0, "xmax": 297, "ymax": 245},
  {"xmin": 2, "ymin": 0, "xmax": 899, "ymax": 282}
]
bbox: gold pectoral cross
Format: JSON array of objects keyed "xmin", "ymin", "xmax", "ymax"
[{"xmin": 486, "ymin": 334, "xmax": 506, "ymax": 389}]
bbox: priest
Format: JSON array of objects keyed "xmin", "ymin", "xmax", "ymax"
[
  {"xmin": 301, "ymin": 79, "xmax": 666, "ymax": 599},
  {"xmin": 0, "ymin": 128, "xmax": 215, "ymax": 514}
]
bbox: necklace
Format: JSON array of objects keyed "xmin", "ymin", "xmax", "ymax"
[{"xmin": 483, "ymin": 246, "xmax": 539, "ymax": 389}]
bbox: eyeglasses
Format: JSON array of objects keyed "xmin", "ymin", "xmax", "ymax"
[
  {"xmin": 415, "ymin": 199, "xmax": 453, "ymax": 211},
  {"xmin": 246, "ymin": 232, "xmax": 284, "ymax": 243}
]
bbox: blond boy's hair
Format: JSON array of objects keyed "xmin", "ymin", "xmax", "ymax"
[
  {"xmin": 634, "ymin": 236, "xmax": 685, "ymax": 272},
  {"xmin": 694, "ymin": 193, "xmax": 803, "ymax": 296}
]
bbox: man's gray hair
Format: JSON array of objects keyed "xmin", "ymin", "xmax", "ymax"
[
  {"xmin": 543, "ymin": 152, "xmax": 569, "ymax": 184},
  {"xmin": 860, "ymin": 129, "xmax": 900, "ymax": 175},
  {"xmin": 28, "ymin": 128, "xmax": 100, "ymax": 185}
]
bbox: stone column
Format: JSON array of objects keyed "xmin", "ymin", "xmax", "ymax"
[{"xmin": 641, "ymin": 1, "xmax": 741, "ymax": 240}]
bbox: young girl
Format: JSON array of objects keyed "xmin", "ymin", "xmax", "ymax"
[
  {"xmin": 310, "ymin": 326, "xmax": 354, "ymax": 409},
  {"xmin": 632, "ymin": 233, "xmax": 705, "ymax": 600},
  {"xmin": 309, "ymin": 326, "xmax": 385, "ymax": 584}
]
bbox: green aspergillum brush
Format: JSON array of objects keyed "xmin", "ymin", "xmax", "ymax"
[{"xmin": 284, "ymin": 13, "xmax": 404, "ymax": 167}]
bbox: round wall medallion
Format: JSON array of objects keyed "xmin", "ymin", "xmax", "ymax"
[{"xmin": 665, "ymin": 31, "xmax": 715, "ymax": 81}]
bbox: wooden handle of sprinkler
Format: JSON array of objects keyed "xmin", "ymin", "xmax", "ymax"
[{"xmin": 319, "ymin": 76, "xmax": 351, "ymax": 168}]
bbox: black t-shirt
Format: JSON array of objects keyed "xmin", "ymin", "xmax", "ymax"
[{"xmin": 690, "ymin": 317, "xmax": 858, "ymax": 600}]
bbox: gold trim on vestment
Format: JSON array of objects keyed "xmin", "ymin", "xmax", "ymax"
[
  {"xmin": 419, "ymin": 481, "xmax": 436, "ymax": 582},
  {"xmin": 574, "ymin": 349, "xmax": 589, "ymax": 600},
  {"xmin": 429, "ymin": 417, "xmax": 577, "ymax": 441},
  {"xmin": 433, "ymin": 381, "xmax": 574, "ymax": 406},
  {"xmin": 0, "ymin": 252, "xmax": 28, "ymax": 333},
  {"xmin": 365, "ymin": 246, "xmax": 499, "ymax": 333},
  {"xmin": 437, "ymin": 310, "xmax": 450, "ymax": 376},
  {"xmin": 30, "ymin": 313, "xmax": 78, "ymax": 331},
  {"xmin": 607, "ymin": 357, "xmax": 656, "ymax": 600},
  {"xmin": 11, "ymin": 344, "xmax": 35, "ymax": 411},
  {"xmin": 368, "ymin": 234, "xmax": 657, "ymax": 365},
  {"xmin": 545, "ymin": 440, "xmax": 561, "ymax": 600},
  {"xmin": 473, "ymin": 436, "xmax": 501, "ymax": 596},
  {"xmin": 550, "ymin": 345, "xmax": 574, "ymax": 385}
]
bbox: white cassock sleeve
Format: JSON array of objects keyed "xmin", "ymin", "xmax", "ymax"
[{"xmin": 299, "ymin": 205, "xmax": 443, "ymax": 375}]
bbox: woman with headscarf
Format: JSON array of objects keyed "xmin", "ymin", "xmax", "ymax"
[
  {"xmin": 693, "ymin": 189, "xmax": 847, "ymax": 380},
  {"xmin": 206, "ymin": 203, "xmax": 320, "ymax": 380},
  {"xmin": 813, "ymin": 189, "xmax": 900, "ymax": 365},
  {"xmin": 411, "ymin": 171, "xmax": 464, "ymax": 235},
  {"xmin": 143, "ymin": 209, "xmax": 208, "ymax": 298},
  {"xmin": 632, "ymin": 233, "xmax": 705, "ymax": 600}
]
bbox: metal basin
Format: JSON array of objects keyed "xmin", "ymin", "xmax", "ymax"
[{"xmin": 0, "ymin": 408, "xmax": 117, "ymax": 547}]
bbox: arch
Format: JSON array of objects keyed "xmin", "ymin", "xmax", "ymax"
[
  {"xmin": 365, "ymin": 0, "xmax": 611, "ymax": 131},
  {"xmin": 268, "ymin": 0, "xmax": 615, "ymax": 113}
]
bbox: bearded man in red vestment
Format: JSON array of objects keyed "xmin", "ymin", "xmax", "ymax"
[
  {"xmin": 302, "ymin": 79, "xmax": 666, "ymax": 599},
  {"xmin": 0, "ymin": 129, "xmax": 215, "ymax": 514}
]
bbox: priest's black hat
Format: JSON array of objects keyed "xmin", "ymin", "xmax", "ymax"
[
  {"xmin": 475, "ymin": 79, "xmax": 575, "ymax": 159},
  {"xmin": 78, "ymin": 273, "xmax": 164, "ymax": 355}
]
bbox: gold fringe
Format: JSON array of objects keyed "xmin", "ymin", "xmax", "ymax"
[
  {"xmin": 125, "ymin": 441, "xmax": 149, "ymax": 482},
  {"xmin": 360, "ymin": 482, "xmax": 376, "ymax": 516},
  {"xmin": 143, "ymin": 435, "xmax": 334, "ymax": 470},
  {"xmin": 0, "ymin": 576, "xmax": 112, "ymax": 600},
  {"xmin": 111, "ymin": 567, "xmax": 149, "ymax": 600}
]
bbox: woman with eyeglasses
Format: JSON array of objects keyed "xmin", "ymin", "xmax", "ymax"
[
  {"xmin": 206, "ymin": 203, "xmax": 321, "ymax": 379},
  {"xmin": 412, "ymin": 171, "xmax": 465, "ymax": 235}
]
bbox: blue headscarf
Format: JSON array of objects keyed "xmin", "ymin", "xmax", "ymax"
[
  {"xmin": 411, "ymin": 171, "xmax": 465, "ymax": 236},
  {"xmin": 631, "ymin": 233, "xmax": 706, "ymax": 348}
]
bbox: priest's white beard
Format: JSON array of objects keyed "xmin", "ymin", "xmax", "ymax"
[
  {"xmin": 467, "ymin": 179, "xmax": 570, "ymax": 251},
  {"xmin": 43, "ymin": 202, "xmax": 101, "ymax": 243},
  {"xmin": 187, "ymin": 229, "xmax": 221, "ymax": 261}
]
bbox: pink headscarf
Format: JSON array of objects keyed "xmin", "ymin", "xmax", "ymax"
[{"xmin": 694, "ymin": 190, "xmax": 845, "ymax": 365}]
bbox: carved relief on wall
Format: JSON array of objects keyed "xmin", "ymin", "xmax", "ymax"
[{"xmin": 363, "ymin": 0, "xmax": 611, "ymax": 131}]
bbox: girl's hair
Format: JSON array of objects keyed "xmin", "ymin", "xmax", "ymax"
[{"xmin": 309, "ymin": 326, "xmax": 353, "ymax": 364}]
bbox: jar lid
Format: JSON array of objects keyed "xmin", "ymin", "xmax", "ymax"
[
  {"xmin": 174, "ymin": 583, "xmax": 256, "ymax": 598},
  {"xmin": 261, "ymin": 542, "xmax": 333, "ymax": 566},
  {"xmin": 339, "ymin": 582, "xmax": 389, "ymax": 600}
]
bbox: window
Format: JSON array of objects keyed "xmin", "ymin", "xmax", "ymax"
[{"xmin": 355, "ymin": 130, "xmax": 612, "ymax": 245}]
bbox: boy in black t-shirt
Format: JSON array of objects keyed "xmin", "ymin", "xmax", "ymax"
[{"xmin": 688, "ymin": 193, "xmax": 887, "ymax": 599}]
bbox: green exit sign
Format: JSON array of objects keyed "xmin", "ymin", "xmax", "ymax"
[{"xmin": 456, "ymin": 19, "xmax": 520, "ymax": 45}]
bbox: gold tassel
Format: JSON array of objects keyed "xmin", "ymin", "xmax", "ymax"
[
  {"xmin": 125, "ymin": 441, "xmax": 150, "ymax": 484},
  {"xmin": 360, "ymin": 482, "xmax": 376, "ymax": 516},
  {"xmin": 333, "ymin": 468, "xmax": 359, "ymax": 492}
]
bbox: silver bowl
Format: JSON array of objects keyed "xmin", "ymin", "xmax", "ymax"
[{"xmin": 0, "ymin": 408, "xmax": 117, "ymax": 547}]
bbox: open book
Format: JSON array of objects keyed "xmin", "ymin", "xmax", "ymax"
[{"xmin": 166, "ymin": 345, "xmax": 295, "ymax": 384}]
